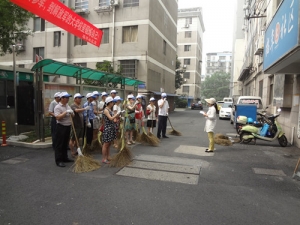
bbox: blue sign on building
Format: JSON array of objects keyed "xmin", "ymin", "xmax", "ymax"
[{"xmin": 263, "ymin": 0, "xmax": 299, "ymax": 71}]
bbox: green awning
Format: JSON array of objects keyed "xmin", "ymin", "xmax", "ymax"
[{"xmin": 31, "ymin": 59, "xmax": 144, "ymax": 86}]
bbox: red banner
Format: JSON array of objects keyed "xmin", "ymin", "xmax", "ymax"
[{"xmin": 10, "ymin": 0, "xmax": 102, "ymax": 47}]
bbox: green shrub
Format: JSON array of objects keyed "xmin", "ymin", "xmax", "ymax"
[{"xmin": 175, "ymin": 98, "xmax": 188, "ymax": 108}]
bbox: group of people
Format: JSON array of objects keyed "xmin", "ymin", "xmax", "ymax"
[{"xmin": 49, "ymin": 90, "xmax": 170, "ymax": 167}]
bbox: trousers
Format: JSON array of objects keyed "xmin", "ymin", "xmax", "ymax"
[
  {"xmin": 55, "ymin": 124, "xmax": 71, "ymax": 163},
  {"xmin": 157, "ymin": 115, "xmax": 167, "ymax": 137},
  {"xmin": 84, "ymin": 119, "xmax": 94, "ymax": 145},
  {"xmin": 208, "ymin": 132, "xmax": 214, "ymax": 151},
  {"xmin": 51, "ymin": 117, "xmax": 57, "ymax": 149}
]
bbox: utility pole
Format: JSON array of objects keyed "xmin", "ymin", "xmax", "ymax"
[{"xmin": 13, "ymin": 45, "xmax": 18, "ymax": 136}]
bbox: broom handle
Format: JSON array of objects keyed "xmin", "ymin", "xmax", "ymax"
[
  {"xmin": 294, "ymin": 157, "xmax": 300, "ymax": 174},
  {"xmin": 70, "ymin": 116, "xmax": 80, "ymax": 148},
  {"xmin": 167, "ymin": 116, "xmax": 174, "ymax": 129}
]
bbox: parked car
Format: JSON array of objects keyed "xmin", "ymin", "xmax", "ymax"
[
  {"xmin": 216, "ymin": 101, "xmax": 224, "ymax": 111},
  {"xmin": 191, "ymin": 102, "xmax": 203, "ymax": 110},
  {"xmin": 219, "ymin": 102, "xmax": 233, "ymax": 119},
  {"xmin": 223, "ymin": 97, "xmax": 233, "ymax": 103},
  {"xmin": 230, "ymin": 96, "xmax": 263, "ymax": 124}
]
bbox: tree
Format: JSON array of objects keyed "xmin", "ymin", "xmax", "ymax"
[
  {"xmin": 175, "ymin": 57, "xmax": 184, "ymax": 89},
  {"xmin": 0, "ymin": 0, "xmax": 33, "ymax": 55},
  {"xmin": 201, "ymin": 72, "xmax": 231, "ymax": 101}
]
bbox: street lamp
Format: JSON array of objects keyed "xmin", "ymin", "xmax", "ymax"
[{"xmin": 13, "ymin": 45, "xmax": 19, "ymax": 136}]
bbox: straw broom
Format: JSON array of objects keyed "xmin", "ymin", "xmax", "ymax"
[
  {"xmin": 110, "ymin": 115, "xmax": 133, "ymax": 167},
  {"xmin": 70, "ymin": 117, "xmax": 101, "ymax": 173},
  {"xmin": 167, "ymin": 116, "xmax": 182, "ymax": 136},
  {"xmin": 148, "ymin": 117, "xmax": 160, "ymax": 143},
  {"xmin": 140, "ymin": 127, "xmax": 159, "ymax": 146}
]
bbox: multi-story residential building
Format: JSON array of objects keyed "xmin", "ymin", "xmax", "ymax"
[
  {"xmin": 206, "ymin": 52, "xmax": 232, "ymax": 77},
  {"xmin": 176, "ymin": 7, "xmax": 205, "ymax": 105},
  {"xmin": 0, "ymin": 0, "xmax": 178, "ymax": 97},
  {"xmin": 236, "ymin": 0, "xmax": 300, "ymax": 147}
]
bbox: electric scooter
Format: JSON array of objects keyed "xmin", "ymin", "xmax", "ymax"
[{"xmin": 239, "ymin": 108, "xmax": 288, "ymax": 147}]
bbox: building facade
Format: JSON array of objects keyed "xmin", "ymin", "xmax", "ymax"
[
  {"xmin": 235, "ymin": 0, "xmax": 300, "ymax": 148},
  {"xmin": 176, "ymin": 7, "xmax": 205, "ymax": 104},
  {"xmin": 205, "ymin": 52, "xmax": 232, "ymax": 77},
  {"xmin": 0, "ymin": 0, "xmax": 178, "ymax": 96}
]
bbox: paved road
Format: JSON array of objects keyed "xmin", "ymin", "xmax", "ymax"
[{"xmin": 0, "ymin": 109, "xmax": 300, "ymax": 225}]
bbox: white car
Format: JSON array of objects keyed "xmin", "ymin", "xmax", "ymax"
[{"xmin": 219, "ymin": 102, "xmax": 233, "ymax": 120}]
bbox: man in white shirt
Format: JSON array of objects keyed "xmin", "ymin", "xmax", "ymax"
[
  {"xmin": 157, "ymin": 93, "xmax": 169, "ymax": 139},
  {"xmin": 110, "ymin": 90, "xmax": 118, "ymax": 99}
]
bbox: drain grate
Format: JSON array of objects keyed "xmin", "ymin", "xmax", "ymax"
[{"xmin": 252, "ymin": 168, "xmax": 286, "ymax": 176}]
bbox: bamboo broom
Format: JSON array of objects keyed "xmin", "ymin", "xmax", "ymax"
[
  {"xmin": 167, "ymin": 116, "xmax": 182, "ymax": 136},
  {"xmin": 70, "ymin": 117, "xmax": 101, "ymax": 173}
]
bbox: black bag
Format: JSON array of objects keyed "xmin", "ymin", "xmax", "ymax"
[
  {"xmin": 129, "ymin": 117, "xmax": 135, "ymax": 124},
  {"xmin": 127, "ymin": 109, "xmax": 135, "ymax": 114}
]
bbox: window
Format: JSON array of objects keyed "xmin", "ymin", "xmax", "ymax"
[
  {"xmin": 184, "ymin": 59, "xmax": 190, "ymax": 65},
  {"xmin": 120, "ymin": 60, "xmax": 137, "ymax": 78},
  {"xmin": 269, "ymin": 76, "xmax": 274, "ymax": 105},
  {"xmin": 34, "ymin": 17, "xmax": 45, "ymax": 32},
  {"xmin": 102, "ymin": 28, "xmax": 109, "ymax": 44},
  {"xmin": 54, "ymin": 31, "xmax": 61, "ymax": 47},
  {"xmin": 122, "ymin": 26, "xmax": 138, "ymax": 42},
  {"xmin": 33, "ymin": 47, "xmax": 44, "ymax": 62},
  {"xmin": 183, "ymin": 72, "xmax": 190, "ymax": 79},
  {"xmin": 185, "ymin": 31, "xmax": 191, "ymax": 38},
  {"xmin": 185, "ymin": 17, "xmax": 192, "ymax": 24},
  {"xmin": 75, "ymin": 0, "xmax": 89, "ymax": 9},
  {"xmin": 99, "ymin": 0, "xmax": 110, "ymax": 7},
  {"xmin": 75, "ymin": 63, "xmax": 87, "ymax": 67},
  {"xmin": 74, "ymin": 36, "xmax": 87, "ymax": 46},
  {"xmin": 184, "ymin": 45, "xmax": 191, "ymax": 51},
  {"xmin": 124, "ymin": 0, "xmax": 139, "ymax": 7},
  {"xmin": 163, "ymin": 40, "xmax": 166, "ymax": 55},
  {"xmin": 219, "ymin": 56, "xmax": 226, "ymax": 60},
  {"xmin": 18, "ymin": 64, "xmax": 25, "ymax": 68},
  {"xmin": 183, "ymin": 86, "xmax": 190, "ymax": 93},
  {"xmin": 259, "ymin": 80, "xmax": 263, "ymax": 98}
]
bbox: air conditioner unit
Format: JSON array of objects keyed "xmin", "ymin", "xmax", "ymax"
[
  {"xmin": 16, "ymin": 44, "xmax": 25, "ymax": 51},
  {"xmin": 110, "ymin": 0, "xmax": 119, "ymax": 6},
  {"xmin": 185, "ymin": 24, "xmax": 189, "ymax": 28},
  {"xmin": 94, "ymin": 5, "xmax": 112, "ymax": 12},
  {"xmin": 75, "ymin": 8, "xmax": 90, "ymax": 14}
]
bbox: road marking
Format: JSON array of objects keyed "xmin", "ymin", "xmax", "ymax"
[
  {"xmin": 134, "ymin": 154, "xmax": 209, "ymax": 168},
  {"xmin": 174, "ymin": 145, "xmax": 215, "ymax": 156},
  {"xmin": 1, "ymin": 157, "xmax": 29, "ymax": 165},
  {"xmin": 128, "ymin": 160, "xmax": 201, "ymax": 174},
  {"xmin": 252, "ymin": 168, "xmax": 286, "ymax": 176},
  {"xmin": 117, "ymin": 167, "xmax": 199, "ymax": 185}
]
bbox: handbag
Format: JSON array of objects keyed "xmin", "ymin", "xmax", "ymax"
[
  {"xmin": 99, "ymin": 124, "xmax": 104, "ymax": 132},
  {"xmin": 146, "ymin": 109, "xmax": 151, "ymax": 115}
]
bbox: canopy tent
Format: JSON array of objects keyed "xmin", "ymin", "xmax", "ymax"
[{"xmin": 31, "ymin": 59, "xmax": 144, "ymax": 87}]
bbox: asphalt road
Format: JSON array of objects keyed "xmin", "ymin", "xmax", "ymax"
[{"xmin": 0, "ymin": 108, "xmax": 300, "ymax": 225}]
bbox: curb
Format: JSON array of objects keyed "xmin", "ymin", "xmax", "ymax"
[{"xmin": 6, "ymin": 140, "xmax": 52, "ymax": 149}]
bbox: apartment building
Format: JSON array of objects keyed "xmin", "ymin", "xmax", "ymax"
[
  {"xmin": 236, "ymin": 0, "xmax": 300, "ymax": 147},
  {"xmin": 0, "ymin": 0, "xmax": 178, "ymax": 95},
  {"xmin": 206, "ymin": 52, "xmax": 232, "ymax": 77},
  {"xmin": 176, "ymin": 7, "xmax": 205, "ymax": 104}
]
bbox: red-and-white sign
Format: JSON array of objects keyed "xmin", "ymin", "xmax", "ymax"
[{"xmin": 10, "ymin": 0, "xmax": 102, "ymax": 47}]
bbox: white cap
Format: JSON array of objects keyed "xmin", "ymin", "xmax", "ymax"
[
  {"xmin": 101, "ymin": 92, "xmax": 108, "ymax": 97},
  {"xmin": 105, "ymin": 96, "xmax": 117, "ymax": 104},
  {"xmin": 127, "ymin": 94, "xmax": 135, "ymax": 99},
  {"xmin": 54, "ymin": 92, "xmax": 61, "ymax": 98},
  {"xmin": 92, "ymin": 91, "xmax": 100, "ymax": 96},
  {"xmin": 114, "ymin": 96, "xmax": 123, "ymax": 101},
  {"xmin": 110, "ymin": 90, "xmax": 118, "ymax": 94},
  {"xmin": 86, "ymin": 93, "xmax": 95, "ymax": 99},
  {"xmin": 74, "ymin": 93, "xmax": 84, "ymax": 98},
  {"xmin": 150, "ymin": 97, "xmax": 155, "ymax": 101},
  {"xmin": 59, "ymin": 92, "xmax": 72, "ymax": 98},
  {"xmin": 136, "ymin": 95, "xmax": 142, "ymax": 99},
  {"xmin": 161, "ymin": 93, "xmax": 167, "ymax": 97}
]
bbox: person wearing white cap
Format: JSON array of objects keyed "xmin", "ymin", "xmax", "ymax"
[
  {"xmin": 112, "ymin": 96, "xmax": 123, "ymax": 148},
  {"xmin": 69, "ymin": 93, "xmax": 89, "ymax": 157},
  {"xmin": 157, "ymin": 93, "xmax": 169, "ymax": 139},
  {"xmin": 98, "ymin": 91, "xmax": 109, "ymax": 117},
  {"xmin": 146, "ymin": 97, "xmax": 157, "ymax": 134},
  {"xmin": 135, "ymin": 95, "xmax": 145, "ymax": 133},
  {"xmin": 202, "ymin": 98, "xmax": 217, "ymax": 153},
  {"xmin": 83, "ymin": 93, "xmax": 96, "ymax": 147},
  {"xmin": 53, "ymin": 92, "xmax": 74, "ymax": 167},
  {"xmin": 102, "ymin": 96, "xmax": 122, "ymax": 164},
  {"xmin": 125, "ymin": 94, "xmax": 138, "ymax": 145},
  {"xmin": 110, "ymin": 90, "xmax": 118, "ymax": 99},
  {"xmin": 48, "ymin": 92, "xmax": 61, "ymax": 149}
]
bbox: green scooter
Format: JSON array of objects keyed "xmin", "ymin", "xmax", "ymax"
[{"xmin": 239, "ymin": 108, "xmax": 288, "ymax": 147}]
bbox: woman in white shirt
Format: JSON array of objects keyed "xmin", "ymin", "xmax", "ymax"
[
  {"xmin": 146, "ymin": 97, "xmax": 157, "ymax": 134},
  {"xmin": 203, "ymin": 98, "xmax": 217, "ymax": 153}
]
